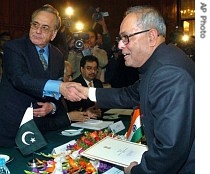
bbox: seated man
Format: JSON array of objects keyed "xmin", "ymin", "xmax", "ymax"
[{"xmin": 65, "ymin": 55, "xmax": 104, "ymax": 120}]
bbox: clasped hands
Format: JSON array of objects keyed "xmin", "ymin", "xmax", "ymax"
[{"xmin": 60, "ymin": 82, "xmax": 89, "ymax": 101}]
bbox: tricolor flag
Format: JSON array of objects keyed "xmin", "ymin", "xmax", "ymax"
[
  {"xmin": 15, "ymin": 104, "xmax": 47, "ymax": 155},
  {"xmin": 126, "ymin": 107, "xmax": 143, "ymax": 143}
]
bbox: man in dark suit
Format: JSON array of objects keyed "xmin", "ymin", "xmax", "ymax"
[
  {"xmin": 65, "ymin": 55, "xmax": 103, "ymax": 121},
  {"xmin": 75, "ymin": 5, "xmax": 195, "ymax": 174},
  {"xmin": 0, "ymin": 4, "xmax": 85, "ymax": 147}
]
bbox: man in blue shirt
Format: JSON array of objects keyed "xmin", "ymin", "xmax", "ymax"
[{"xmin": 0, "ymin": 4, "xmax": 85, "ymax": 147}]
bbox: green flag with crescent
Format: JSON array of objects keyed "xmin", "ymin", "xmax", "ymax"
[{"xmin": 15, "ymin": 105, "xmax": 47, "ymax": 155}]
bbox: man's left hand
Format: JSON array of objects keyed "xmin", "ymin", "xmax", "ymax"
[{"xmin": 124, "ymin": 161, "xmax": 138, "ymax": 174}]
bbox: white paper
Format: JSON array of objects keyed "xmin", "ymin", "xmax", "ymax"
[
  {"xmin": 81, "ymin": 136, "xmax": 148, "ymax": 167},
  {"xmin": 102, "ymin": 167, "xmax": 124, "ymax": 174},
  {"xmin": 61, "ymin": 129, "xmax": 83, "ymax": 136},
  {"xmin": 85, "ymin": 119, "xmax": 103, "ymax": 124},
  {"xmin": 71, "ymin": 119, "xmax": 113, "ymax": 130}
]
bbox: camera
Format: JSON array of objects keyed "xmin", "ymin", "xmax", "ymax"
[
  {"xmin": 72, "ymin": 32, "xmax": 89, "ymax": 49},
  {"xmin": 89, "ymin": 7, "xmax": 109, "ymax": 22},
  {"xmin": 92, "ymin": 10, "xmax": 103, "ymax": 22}
]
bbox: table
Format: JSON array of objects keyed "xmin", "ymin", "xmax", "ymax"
[{"xmin": 0, "ymin": 115, "xmax": 131, "ymax": 173}]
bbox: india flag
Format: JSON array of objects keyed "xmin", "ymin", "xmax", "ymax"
[{"xmin": 126, "ymin": 107, "xmax": 143, "ymax": 143}]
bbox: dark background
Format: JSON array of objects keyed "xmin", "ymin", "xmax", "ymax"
[{"xmin": 0, "ymin": 0, "xmax": 180, "ymax": 44}]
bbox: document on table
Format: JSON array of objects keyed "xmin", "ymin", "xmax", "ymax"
[
  {"xmin": 104, "ymin": 109, "xmax": 133, "ymax": 116},
  {"xmin": 81, "ymin": 136, "xmax": 148, "ymax": 167},
  {"xmin": 71, "ymin": 119, "xmax": 114, "ymax": 130}
]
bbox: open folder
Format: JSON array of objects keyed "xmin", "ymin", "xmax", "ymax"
[{"xmin": 81, "ymin": 136, "xmax": 148, "ymax": 167}]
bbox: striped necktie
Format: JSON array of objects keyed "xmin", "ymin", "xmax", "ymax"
[
  {"xmin": 89, "ymin": 81, "xmax": 93, "ymax": 87},
  {"xmin": 39, "ymin": 49, "xmax": 48, "ymax": 70}
]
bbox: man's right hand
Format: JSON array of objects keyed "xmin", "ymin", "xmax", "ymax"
[{"xmin": 60, "ymin": 82, "xmax": 87, "ymax": 101}]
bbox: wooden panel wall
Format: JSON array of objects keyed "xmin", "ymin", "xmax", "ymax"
[{"xmin": 0, "ymin": 0, "xmax": 178, "ymax": 42}]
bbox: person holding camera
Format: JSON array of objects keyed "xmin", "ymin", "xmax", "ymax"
[
  {"xmin": 66, "ymin": 35, "xmax": 87, "ymax": 80},
  {"xmin": 67, "ymin": 29, "xmax": 108, "ymax": 82},
  {"xmin": 92, "ymin": 17, "xmax": 112, "ymax": 58}
]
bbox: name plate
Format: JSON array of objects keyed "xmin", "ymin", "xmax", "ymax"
[{"xmin": 109, "ymin": 120, "xmax": 125, "ymax": 133}]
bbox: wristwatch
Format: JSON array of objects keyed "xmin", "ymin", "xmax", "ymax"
[{"xmin": 50, "ymin": 102, "xmax": 56, "ymax": 114}]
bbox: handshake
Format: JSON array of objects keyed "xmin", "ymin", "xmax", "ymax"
[{"xmin": 59, "ymin": 82, "xmax": 89, "ymax": 101}]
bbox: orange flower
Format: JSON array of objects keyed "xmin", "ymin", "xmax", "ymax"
[
  {"xmin": 81, "ymin": 135, "xmax": 86, "ymax": 141},
  {"xmin": 73, "ymin": 143, "xmax": 82, "ymax": 150},
  {"xmin": 67, "ymin": 156, "xmax": 78, "ymax": 168},
  {"xmin": 68, "ymin": 166, "xmax": 81, "ymax": 173},
  {"xmin": 85, "ymin": 162, "xmax": 97, "ymax": 173},
  {"xmin": 89, "ymin": 131, "xmax": 98, "ymax": 139},
  {"xmin": 79, "ymin": 160, "xmax": 88, "ymax": 168},
  {"xmin": 45, "ymin": 161, "xmax": 56, "ymax": 173}
]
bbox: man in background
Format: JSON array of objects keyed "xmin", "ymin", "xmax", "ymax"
[{"xmin": 65, "ymin": 55, "xmax": 103, "ymax": 120}]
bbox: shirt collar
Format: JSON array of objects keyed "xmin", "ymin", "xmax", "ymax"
[
  {"xmin": 35, "ymin": 45, "xmax": 49, "ymax": 57},
  {"xmin": 84, "ymin": 78, "xmax": 93, "ymax": 86}
]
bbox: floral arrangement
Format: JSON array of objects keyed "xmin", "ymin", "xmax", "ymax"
[{"xmin": 24, "ymin": 129, "xmax": 123, "ymax": 174}]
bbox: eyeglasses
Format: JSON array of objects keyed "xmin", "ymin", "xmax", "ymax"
[
  {"xmin": 84, "ymin": 66, "xmax": 98, "ymax": 72},
  {"xmin": 30, "ymin": 21, "xmax": 54, "ymax": 34},
  {"xmin": 119, "ymin": 29, "xmax": 150, "ymax": 45}
]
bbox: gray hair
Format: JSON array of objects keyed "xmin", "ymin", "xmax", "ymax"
[
  {"xmin": 31, "ymin": 4, "xmax": 61, "ymax": 30},
  {"xmin": 126, "ymin": 6, "xmax": 166, "ymax": 37}
]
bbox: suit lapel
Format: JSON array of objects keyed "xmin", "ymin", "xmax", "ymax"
[
  {"xmin": 48, "ymin": 44, "xmax": 64, "ymax": 79},
  {"xmin": 78, "ymin": 75, "xmax": 88, "ymax": 87},
  {"xmin": 25, "ymin": 38, "xmax": 45, "ymax": 74}
]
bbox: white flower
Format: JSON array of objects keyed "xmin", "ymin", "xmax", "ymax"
[{"xmin": 69, "ymin": 148, "xmax": 82, "ymax": 160}]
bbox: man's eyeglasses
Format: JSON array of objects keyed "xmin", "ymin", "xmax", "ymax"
[
  {"xmin": 119, "ymin": 29, "xmax": 150, "ymax": 45},
  {"xmin": 84, "ymin": 66, "xmax": 98, "ymax": 72},
  {"xmin": 30, "ymin": 21, "xmax": 54, "ymax": 34}
]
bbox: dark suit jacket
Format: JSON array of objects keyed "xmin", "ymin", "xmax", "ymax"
[
  {"xmin": 65, "ymin": 74, "xmax": 103, "ymax": 112},
  {"xmin": 94, "ymin": 43, "xmax": 195, "ymax": 174},
  {"xmin": 0, "ymin": 35, "xmax": 70, "ymax": 147}
]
